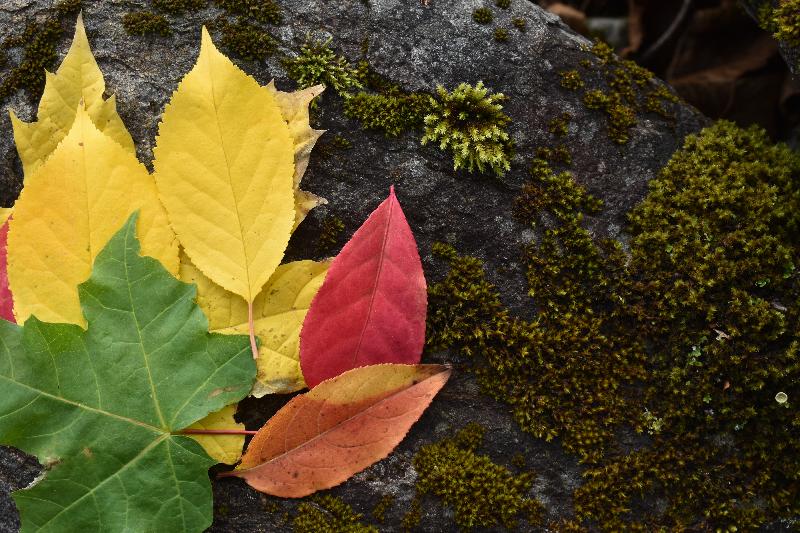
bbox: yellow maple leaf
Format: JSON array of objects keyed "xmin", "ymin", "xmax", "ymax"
[
  {"xmin": 180, "ymin": 251, "xmax": 329, "ymax": 396},
  {"xmin": 266, "ymin": 81, "xmax": 328, "ymax": 230},
  {"xmin": 185, "ymin": 404, "xmax": 247, "ymax": 465},
  {"xmin": 8, "ymin": 106, "xmax": 178, "ymax": 327},
  {"xmin": 153, "ymin": 28, "xmax": 296, "ymax": 357},
  {"xmin": 10, "ymin": 13, "xmax": 134, "ymax": 178}
]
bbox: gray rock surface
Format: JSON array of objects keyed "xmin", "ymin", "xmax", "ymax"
[{"xmin": 0, "ymin": 0, "xmax": 706, "ymax": 531}]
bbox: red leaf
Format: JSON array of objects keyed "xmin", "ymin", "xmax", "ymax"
[
  {"xmin": 0, "ymin": 219, "xmax": 14, "ymax": 323},
  {"xmin": 226, "ymin": 363, "xmax": 451, "ymax": 497},
  {"xmin": 300, "ymin": 186, "xmax": 427, "ymax": 388}
]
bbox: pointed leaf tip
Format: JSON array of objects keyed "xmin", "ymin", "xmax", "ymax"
[{"xmin": 299, "ymin": 190, "xmax": 427, "ymax": 387}]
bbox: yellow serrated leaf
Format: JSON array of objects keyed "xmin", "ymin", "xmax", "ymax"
[
  {"xmin": 180, "ymin": 251, "xmax": 329, "ymax": 396},
  {"xmin": 266, "ymin": 81, "xmax": 327, "ymax": 230},
  {"xmin": 153, "ymin": 28, "xmax": 295, "ymax": 307},
  {"xmin": 8, "ymin": 106, "xmax": 178, "ymax": 327},
  {"xmin": 185, "ymin": 404, "xmax": 246, "ymax": 465},
  {"xmin": 10, "ymin": 13, "xmax": 134, "ymax": 177}
]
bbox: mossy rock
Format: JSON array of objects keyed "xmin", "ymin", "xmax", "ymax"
[
  {"xmin": 741, "ymin": 0, "xmax": 800, "ymax": 75},
  {"xmin": 0, "ymin": 1, "xmax": 721, "ymax": 531}
]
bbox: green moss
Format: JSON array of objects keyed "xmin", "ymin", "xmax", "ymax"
[
  {"xmin": 152, "ymin": 0, "xmax": 206, "ymax": 15},
  {"xmin": 758, "ymin": 0, "xmax": 800, "ymax": 47},
  {"xmin": 293, "ymin": 494, "xmax": 376, "ymax": 533},
  {"xmin": 559, "ymin": 70, "xmax": 584, "ymax": 90},
  {"xmin": 547, "ymin": 112, "xmax": 571, "ymax": 136},
  {"xmin": 317, "ymin": 215, "xmax": 345, "ymax": 253},
  {"xmin": 213, "ymin": 0, "xmax": 282, "ymax": 25},
  {"xmin": 400, "ymin": 497, "xmax": 422, "ymax": 531},
  {"xmin": 123, "ymin": 12, "xmax": 172, "ymax": 36},
  {"xmin": 493, "ymin": 28, "xmax": 509, "ymax": 42},
  {"xmin": 284, "ymin": 37, "xmax": 362, "ymax": 96},
  {"xmin": 411, "ymin": 423, "xmax": 543, "ymax": 529},
  {"xmin": 473, "ymin": 8, "xmax": 493, "ymax": 24},
  {"xmin": 421, "ymin": 81, "xmax": 513, "ymax": 176},
  {"xmin": 54, "ymin": 0, "xmax": 82, "ymax": 16},
  {"xmin": 496, "ymin": 0, "xmax": 511, "ymax": 8},
  {"xmin": 428, "ymin": 120, "xmax": 800, "ymax": 529},
  {"xmin": 343, "ymin": 89, "xmax": 433, "ymax": 137},
  {"xmin": 535, "ymin": 145, "xmax": 572, "ymax": 166},
  {"xmin": 512, "ymin": 17, "xmax": 527, "ymax": 31},
  {"xmin": 0, "ymin": 0, "xmax": 82, "ymax": 103},
  {"xmin": 209, "ymin": 16, "xmax": 276, "ymax": 61},
  {"xmin": 371, "ymin": 494, "xmax": 393, "ymax": 523},
  {"xmin": 564, "ymin": 41, "xmax": 678, "ymax": 144}
]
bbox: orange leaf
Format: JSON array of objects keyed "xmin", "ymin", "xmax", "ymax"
[{"xmin": 226, "ymin": 364, "xmax": 451, "ymax": 497}]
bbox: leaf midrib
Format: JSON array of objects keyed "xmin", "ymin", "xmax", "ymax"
[{"xmin": 0, "ymin": 374, "xmax": 164, "ymax": 434}]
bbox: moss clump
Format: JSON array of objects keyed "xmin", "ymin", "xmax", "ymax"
[
  {"xmin": 412, "ymin": 423, "xmax": 543, "ymax": 529},
  {"xmin": 758, "ymin": 0, "xmax": 800, "ymax": 46},
  {"xmin": 152, "ymin": 0, "xmax": 206, "ymax": 15},
  {"xmin": 316, "ymin": 215, "xmax": 345, "ymax": 253},
  {"xmin": 284, "ymin": 38, "xmax": 362, "ymax": 95},
  {"xmin": 209, "ymin": 16, "xmax": 276, "ymax": 61},
  {"xmin": 293, "ymin": 494, "xmax": 376, "ymax": 533},
  {"xmin": 493, "ymin": 28, "xmax": 509, "ymax": 42},
  {"xmin": 559, "ymin": 70, "xmax": 584, "ymax": 90},
  {"xmin": 123, "ymin": 12, "xmax": 172, "ymax": 36},
  {"xmin": 472, "ymin": 8, "xmax": 493, "ymax": 24},
  {"xmin": 371, "ymin": 494, "xmax": 393, "ymax": 523},
  {"xmin": 535, "ymin": 145, "xmax": 571, "ymax": 166},
  {"xmin": 496, "ymin": 0, "xmax": 511, "ymax": 8},
  {"xmin": 565, "ymin": 41, "xmax": 679, "ymax": 144},
  {"xmin": 343, "ymin": 89, "xmax": 433, "ymax": 137},
  {"xmin": 512, "ymin": 17, "xmax": 527, "ymax": 31},
  {"xmin": 429, "ymin": 159, "xmax": 646, "ymax": 462},
  {"xmin": 0, "ymin": 0, "xmax": 82, "ymax": 103},
  {"xmin": 421, "ymin": 81, "xmax": 513, "ymax": 176},
  {"xmin": 400, "ymin": 497, "xmax": 422, "ymax": 531},
  {"xmin": 429, "ymin": 120, "xmax": 800, "ymax": 529},
  {"xmin": 547, "ymin": 112, "xmax": 571, "ymax": 136},
  {"xmin": 213, "ymin": 0, "xmax": 282, "ymax": 25}
]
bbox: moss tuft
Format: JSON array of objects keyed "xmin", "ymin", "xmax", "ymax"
[
  {"xmin": 284, "ymin": 37, "xmax": 362, "ymax": 95},
  {"xmin": 547, "ymin": 112, "xmax": 572, "ymax": 136},
  {"xmin": 213, "ymin": 0, "xmax": 282, "ymax": 25},
  {"xmin": 371, "ymin": 494, "xmax": 393, "ymax": 523},
  {"xmin": 316, "ymin": 215, "xmax": 345, "ymax": 254},
  {"xmin": 123, "ymin": 12, "xmax": 172, "ymax": 36},
  {"xmin": 343, "ymin": 89, "xmax": 433, "ymax": 137},
  {"xmin": 293, "ymin": 494, "xmax": 376, "ymax": 533},
  {"xmin": 758, "ymin": 0, "xmax": 800, "ymax": 47},
  {"xmin": 512, "ymin": 17, "xmax": 527, "ymax": 31},
  {"xmin": 209, "ymin": 16, "xmax": 276, "ymax": 61},
  {"xmin": 472, "ymin": 8, "xmax": 493, "ymax": 24},
  {"xmin": 412, "ymin": 423, "xmax": 543, "ymax": 529},
  {"xmin": 421, "ymin": 81, "xmax": 513, "ymax": 176},
  {"xmin": 493, "ymin": 28, "xmax": 509, "ymax": 42},
  {"xmin": 559, "ymin": 70, "xmax": 584, "ymax": 90},
  {"xmin": 152, "ymin": 0, "xmax": 206, "ymax": 15},
  {"xmin": 496, "ymin": 0, "xmax": 511, "ymax": 8}
]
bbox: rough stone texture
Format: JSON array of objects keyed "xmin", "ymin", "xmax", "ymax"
[{"xmin": 0, "ymin": 0, "xmax": 706, "ymax": 531}]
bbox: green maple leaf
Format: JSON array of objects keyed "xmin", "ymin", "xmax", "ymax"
[{"xmin": 0, "ymin": 214, "xmax": 256, "ymax": 532}]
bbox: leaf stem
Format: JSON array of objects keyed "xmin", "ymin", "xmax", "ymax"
[
  {"xmin": 178, "ymin": 428, "xmax": 258, "ymax": 436},
  {"xmin": 248, "ymin": 300, "xmax": 258, "ymax": 359}
]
